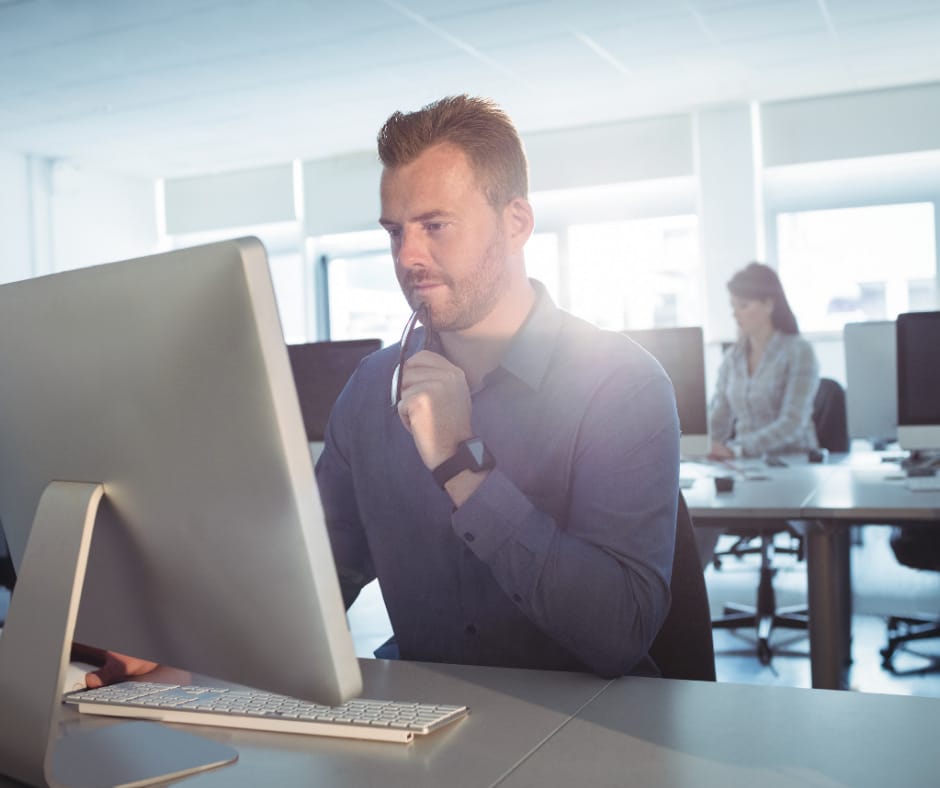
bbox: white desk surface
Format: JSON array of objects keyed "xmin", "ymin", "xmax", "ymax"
[
  {"xmin": 35, "ymin": 659, "xmax": 610, "ymax": 788},
  {"xmin": 680, "ymin": 456, "xmax": 838, "ymax": 520},
  {"xmin": 802, "ymin": 453, "xmax": 940, "ymax": 520},
  {"xmin": 500, "ymin": 676, "xmax": 940, "ymax": 788},
  {"xmin": 15, "ymin": 662, "xmax": 939, "ymax": 788}
]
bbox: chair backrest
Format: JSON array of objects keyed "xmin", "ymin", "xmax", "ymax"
[
  {"xmin": 813, "ymin": 377, "xmax": 849, "ymax": 453},
  {"xmin": 649, "ymin": 492, "xmax": 716, "ymax": 681},
  {"xmin": 890, "ymin": 525, "xmax": 940, "ymax": 571}
]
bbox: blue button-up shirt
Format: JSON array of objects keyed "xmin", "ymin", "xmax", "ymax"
[{"xmin": 316, "ymin": 283, "xmax": 679, "ymax": 678}]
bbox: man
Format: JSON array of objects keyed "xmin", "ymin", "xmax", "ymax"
[{"xmin": 316, "ymin": 95, "xmax": 679, "ymax": 678}]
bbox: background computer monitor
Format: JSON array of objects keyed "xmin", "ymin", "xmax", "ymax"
[
  {"xmin": 288, "ymin": 339, "xmax": 381, "ymax": 443},
  {"xmin": 624, "ymin": 326, "xmax": 709, "ymax": 457},
  {"xmin": 843, "ymin": 320, "xmax": 898, "ymax": 448},
  {"xmin": 896, "ymin": 310, "xmax": 940, "ymax": 452},
  {"xmin": 0, "ymin": 237, "xmax": 363, "ymax": 784}
]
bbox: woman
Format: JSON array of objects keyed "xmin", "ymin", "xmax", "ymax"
[{"xmin": 709, "ymin": 262, "xmax": 819, "ymax": 460}]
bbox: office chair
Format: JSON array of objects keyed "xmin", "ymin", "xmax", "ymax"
[
  {"xmin": 0, "ymin": 527, "xmax": 13, "ymax": 628},
  {"xmin": 649, "ymin": 493, "xmax": 716, "ymax": 681},
  {"xmin": 711, "ymin": 378, "xmax": 848, "ymax": 664},
  {"xmin": 880, "ymin": 524, "xmax": 940, "ymax": 674}
]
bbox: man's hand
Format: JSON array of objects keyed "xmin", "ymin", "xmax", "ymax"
[
  {"xmin": 71, "ymin": 642, "xmax": 159, "ymax": 688},
  {"xmin": 396, "ymin": 350, "xmax": 473, "ymax": 470}
]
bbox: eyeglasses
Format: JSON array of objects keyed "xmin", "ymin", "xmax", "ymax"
[{"xmin": 390, "ymin": 303, "xmax": 433, "ymax": 408}]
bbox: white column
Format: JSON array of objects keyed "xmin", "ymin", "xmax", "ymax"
[{"xmin": 694, "ymin": 105, "xmax": 763, "ymax": 344}]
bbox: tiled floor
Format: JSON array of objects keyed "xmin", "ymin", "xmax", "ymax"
[{"xmin": 346, "ymin": 524, "xmax": 940, "ymax": 697}]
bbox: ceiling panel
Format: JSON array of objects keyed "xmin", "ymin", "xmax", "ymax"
[{"xmin": 0, "ymin": 0, "xmax": 937, "ymax": 178}]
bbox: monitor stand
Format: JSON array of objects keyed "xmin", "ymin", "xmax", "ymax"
[{"xmin": 0, "ymin": 481, "xmax": 238, "ymax": 788}]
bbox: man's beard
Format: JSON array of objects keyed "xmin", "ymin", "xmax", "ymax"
[{"xmin": 399, "ymin": 236, "xmax": 509, "ymax": 333}]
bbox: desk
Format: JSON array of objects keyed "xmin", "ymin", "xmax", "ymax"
[
  {"xmin": 500, "ymin": 676, "xmax": 940, "ymax": 788},
  {"xmin": 28, "ymin": 660, "xmax": 609, "ymax": 788},
  {"xmin": 802, "ymin": 454, "xmax": 940, "ymax": 690},
  {"xmin": 5, "ymin": 660, "xmax": 937, "ymax": 788},
  {"xmin": 682, "ymin": 453, "xmax": 940, "ymax": 690},
  {"xmin": 681, "ymin": 458, "xmax": 842, "ymax": 689}
]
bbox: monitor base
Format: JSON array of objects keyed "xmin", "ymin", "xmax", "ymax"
[{"xmin": 0, "ymin": 481, "xmax": 237, "ymax": 787}]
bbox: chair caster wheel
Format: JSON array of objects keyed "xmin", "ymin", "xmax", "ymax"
[{"xmin": 758, "ymin": 641, "xmax": 772, "ymax": 665}]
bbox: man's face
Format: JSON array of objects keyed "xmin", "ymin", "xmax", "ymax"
[{"xmin": 379, "ymin": 143, "xmax": 512, "ymax": 332}]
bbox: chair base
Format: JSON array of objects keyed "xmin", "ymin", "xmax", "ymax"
[
  {"xmin": 713, "ymin": 602, "xmax": 808, "ymax": 665},
  {"xmin": 881, "ymin": 615, "xmax": 940, "ymax": 673}
]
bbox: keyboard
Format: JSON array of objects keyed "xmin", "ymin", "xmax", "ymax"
[{"xmin": 63, "ymin": 681, "xmax": 468, "ymax": 744}]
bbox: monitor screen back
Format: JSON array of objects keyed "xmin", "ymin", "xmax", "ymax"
[
  {"xmin": 289, "ymin": 340, "xmax": 381, "ymax": 442},
  {"xmin": 624, "ymin": 326, "xmax": 708, "ymax": 452},
  {"xmin": 844, "ymin": 320, "xmax": 898, "ymax": 442},
  {"xmin": 0, "ymin": 237, "xmax": 361, "ymax": 704},
  {"xmin": 897, "ymin": 311, "xmax": 940, "ymax": 428}
]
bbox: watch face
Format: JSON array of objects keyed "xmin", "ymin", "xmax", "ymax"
[{"xmin": 465, "ymin": 438, "xmax": 487, "ymax": 467}]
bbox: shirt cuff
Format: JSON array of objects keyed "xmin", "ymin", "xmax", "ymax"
[{"xmin": 450, "ymin": 468, "xmax": 551, "ymax": 563}]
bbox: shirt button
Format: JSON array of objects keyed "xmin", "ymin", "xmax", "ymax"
[
  {"xmin": 512, "ymin": 593, "xmax": 522, "ymax": 603},
  {"xmin": 463, "ymin": 532, "xmax": 475, "ymax": 542},
  {"xmin": 465, "ymin": 624, "xmax": 477, "ymax": 636}
]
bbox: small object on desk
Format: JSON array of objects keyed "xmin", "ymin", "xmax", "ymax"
[
  {"xmin": 714, "ymin": 476, "xmax": 735, "ymax": 493},
  {"xmin": 679, "ymin": 477, "xmax": 695, "ymax": 489},
  {"xmin": 807, "ymin": 448, "xmax": 828, "ymax": 464},
  {"xmin": 906, "ymin": 467, "xmax": 937, "ymax": 478},
  {"xmin": 764, "ymin": 455, "xmax": 788, "ymax": 467}
]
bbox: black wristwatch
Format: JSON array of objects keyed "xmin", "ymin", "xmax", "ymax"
[{"xmin": 432, "ymin": 438, "xmax": 495, "ymax": 489}]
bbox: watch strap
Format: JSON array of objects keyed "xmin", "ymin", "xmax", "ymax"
[{"xmin": 432, "ymin": 438, "xmax": 494, "ymax": 489}]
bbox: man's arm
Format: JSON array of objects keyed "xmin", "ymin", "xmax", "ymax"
[{"xmin": 450, "ymin": 370, "xmax": 679, "ymax": 677}]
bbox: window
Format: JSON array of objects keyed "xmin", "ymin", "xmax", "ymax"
[
  {"xmin": 525, "ymin": 232, "xmax": 561, "ymax": 304},
  {"xmin": 567, "ymin": 215, "xmax": 700, "ymax": 330},
  {"xmin": 777, "ymin": 203, "xmax": 937, "ymax": 332},
  {"xmin": 325, "ymin": 249, "xmax": 407, "ymax": 347}
]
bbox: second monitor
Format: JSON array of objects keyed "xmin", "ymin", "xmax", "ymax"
[{"xmin": 624, "ymin": 326, "xmax": 709, "ymax": 457}]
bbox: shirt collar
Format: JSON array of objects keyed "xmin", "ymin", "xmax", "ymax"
[{"xmin": 497, "ymin": 279, "xmax": 564, "ymax": 392}]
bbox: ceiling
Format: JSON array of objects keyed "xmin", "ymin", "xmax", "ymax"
[{"xmin": 2, "ymin": 0, "xmax": 939, "ymax": 179}]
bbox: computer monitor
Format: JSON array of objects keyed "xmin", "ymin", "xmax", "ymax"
[
  {"xmin": 896, "ymin": 310, "xmax": 940, "ymax": 453},
  {"xmin": 623, "ymin": 326, "xmax": 709, "ymax": 457},
  {"xmin": 843, "ymin": 320, "xmax": 898, "ymax": 448},
  {"xmin": 0, "ymin": 238, "xmax": 361, "ymax": 786},
  {"xmin": 288, "ymin": 339, "xmax": 381, "ymax": 443}
]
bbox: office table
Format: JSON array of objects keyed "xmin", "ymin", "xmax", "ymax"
[
  {"xmin": 499, "ymin": 675, "xmax": 940, "ymax": 788},
  {"xmin": 802, "ymin": 453, "xmax": 940, "ymax": 690},
  {"xmin": 5, "ymin": 659, "xmax": 938, "ymax": 788},
  {"xmin": 11, "ymin": 660, "xmax": 609, "ymax": 788},
  {"xmin": 681, "ymin": 459, "xmax": 843, "ymax": 689},
  {"xmin": 682, "ymin": 453, "xmax": 940, "ymax": 691}
]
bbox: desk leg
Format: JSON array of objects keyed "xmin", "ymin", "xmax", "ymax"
[{"xmin": 805, "ymin": 520, "xmax": 852, "ymax": 690}]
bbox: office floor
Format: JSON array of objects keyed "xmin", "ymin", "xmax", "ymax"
[{"xmin": 346, "ymin": 524, "xmax": 940, "ymax": 698}]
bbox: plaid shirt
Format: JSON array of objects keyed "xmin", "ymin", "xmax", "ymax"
[{"xmin": 709, "ymin": 331, "xmax": 819, "ymax": 457}]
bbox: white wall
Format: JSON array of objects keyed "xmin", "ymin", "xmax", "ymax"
[
  {"xmin": 0, "ymin": 152, "xmax": 158, "ymax": 281},
  {"xmin": 0, "ymin": 152, "xmax": 35, "ymax": 284},
  {"xmin": 49, "ymin": 161, "xmax": 158, "ymax": 271}
]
